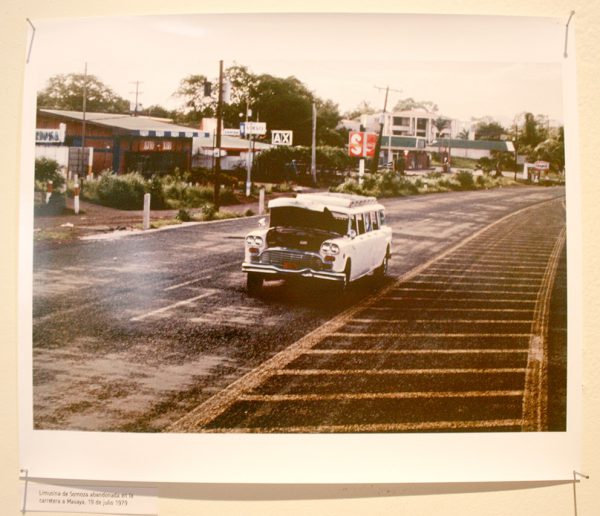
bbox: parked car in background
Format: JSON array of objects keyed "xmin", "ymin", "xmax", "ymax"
[{"xmin": 242, "ymin": 192, "xmax": 392, "ymax": 295}]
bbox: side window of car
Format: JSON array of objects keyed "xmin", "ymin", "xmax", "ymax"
[
  {"xmin": 364, "ymin": 211, "xmax": 372, "ymax": 232},
  {"xmin": 379, "ymin": 210, "xmax": 386, "ymax": 226},
  {"xmin": 356, "ymin": 214, "xmax": 365, "ymax": 234},
  {"xmin": 371, "ymin": 211, "xmax": 379, "ymax": 230}
]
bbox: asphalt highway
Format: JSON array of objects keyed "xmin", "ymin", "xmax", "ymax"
[{"xmin": 32, "ymin": 186, "xmax": 566, "ymax": 432}]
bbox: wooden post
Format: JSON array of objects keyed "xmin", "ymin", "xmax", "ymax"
[{"xmin": 143, "ymin": 193, "xmax": 151, "ymax": 230}]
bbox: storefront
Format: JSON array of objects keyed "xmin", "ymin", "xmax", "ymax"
[{"xmin": 36, "ymin": 109, "xmax": 200, "ymax": 176}]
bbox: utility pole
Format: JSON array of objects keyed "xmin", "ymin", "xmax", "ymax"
[
  {"xmin": 81, "ymin": 62, "xmax": 87, "ymax": 179},
  {"xmin": 311, "ymin": 102, "xmax": 317, "ymax": 185},
  {"xmin": 130, "ymin": 81, "xmax": 143, "ymax": 115},
  {"xmin": 371, "ymin": 85, "xmax": 401, "ymax": 174},
  {"xmin": 213, "ymin": 60, "xmax": 224, "ymax": 209}
]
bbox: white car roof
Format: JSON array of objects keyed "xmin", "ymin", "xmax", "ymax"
[{"xmin": 268, "ymin": 192, "xmax": 384, "ymax": 215}]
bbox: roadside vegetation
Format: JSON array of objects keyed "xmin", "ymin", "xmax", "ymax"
[
  {"xmin": 332, "ymin": 170, "xmax": 520, "ymax": 198},
  {"xmin": 75, "ymin": 172, "xmax": 239, "ymax": 211}
]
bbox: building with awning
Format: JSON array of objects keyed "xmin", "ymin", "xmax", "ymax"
[
  {"xmin": 429, "ymin": 138, "xmax": 515, "ymax": 160},
  {"xmin": 192, "ymin": 132, "xmax": 273, "ymax": 171},
  {"xmin": 379, "ymin": 135, "xmax": 430, "ymax": 170},
  {"xmin": 36, "ymin": 109, "xmax": 201, "ymax": 176}
]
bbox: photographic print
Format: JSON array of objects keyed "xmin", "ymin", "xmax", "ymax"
[{"xmin": 20, "ymin": 13, "xmax": 581, "ymax": 482}]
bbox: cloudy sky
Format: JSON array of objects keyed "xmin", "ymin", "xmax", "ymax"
[{"xmin": 29, "ymin": 13, "xmax": 565, "ymax": 125}]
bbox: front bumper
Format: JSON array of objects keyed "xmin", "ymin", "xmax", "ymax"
[{"xmin": 242, "ymin": 262, "xmax": 347, "ymax": 282}]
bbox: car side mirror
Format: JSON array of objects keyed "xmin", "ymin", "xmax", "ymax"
[
  {"xmin": 258, "ymin": 218, "xmax": 266, "ymax": 228},
  {"xmin": 348, "ymin": 229, "xmax": 357, "ymax": 239}
]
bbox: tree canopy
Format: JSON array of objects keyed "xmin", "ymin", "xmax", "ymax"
[
  {"xmin": 473, "ymin": 120, "xmax": 506, "ymax": 140},
  {"xmin": 393, "ymin": 97, "xmax": 438, "ymax": 113},
  {"xmin": 173, "ymin": 67, "xmax": 343, "ymax": 146},
  {"xmin": 37, "ymin": 73, "xmax": 130, "ymax": 113}
]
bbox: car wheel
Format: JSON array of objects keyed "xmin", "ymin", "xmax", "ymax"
[
  {"xmin": 247, "ymin": 273, "xmax": 263, "ymax": 296},
  {"xmin": 375, "ymin": 249, "xmax": 390, "ymax": 279}
]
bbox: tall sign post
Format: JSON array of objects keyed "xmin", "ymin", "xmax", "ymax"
[
  {"xmin": 349, "ymin": 131, "xmax": 378, "ymax": 186},
  {"xmin": 213, "ymin": 60, "xmax": 224, "ymax": 209},
  {"xmin": 241, "ymin": 121, "xmax": 267, "ymax": 197},
  {"xmin": 311, "ymin": 102, "xmax": 317, "ymax": 185}
]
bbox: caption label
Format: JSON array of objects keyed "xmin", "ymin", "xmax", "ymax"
[{"xmin": 22, "ymin": 482, "xmax": 158, "ymax": 515}]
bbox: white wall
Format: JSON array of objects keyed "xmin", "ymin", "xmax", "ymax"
[
  {"xmin": 2, "ymin": 2, "xmax": 599, "ymax": 516},
  {"xmin": 34, "ymin": 145, "xmax": 69, "ymax": 169}
]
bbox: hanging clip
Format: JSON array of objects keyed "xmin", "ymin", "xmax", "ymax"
[
  {"xmin": 20, "ymin": 469, "xmax": 29, "ymax": 514},
  {"xmin": 26, "ymin": 18, "xmax": 36, "ymax": 64},
  {"xmin": 564, "ymin": 11, "xmax": 575, "ymax": 58},
  {"xmin": 572, "ymin": 470, "xmax": 589, "ymax": 516}
]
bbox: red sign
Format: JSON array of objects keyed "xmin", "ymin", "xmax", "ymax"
[
  {"xmin": 349, "ymin": 131, "xmax": 378, "ymax": 157},
  {"xmin": 534, "ymin": 160, "xmax": 550, "ymax": 170}
]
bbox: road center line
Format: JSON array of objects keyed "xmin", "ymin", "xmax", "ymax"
[
  {"xmin": 164, "ymin": 276, "xmax": 212, "ymax": 291},
  {"xmin": 130, "ymin": 291, "xmax": 216, "ymax": 321}
]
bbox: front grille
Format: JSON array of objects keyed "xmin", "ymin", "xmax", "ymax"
[{"xmin": 260, "ymin": 249, "xmax": 324, "ymax": 270}]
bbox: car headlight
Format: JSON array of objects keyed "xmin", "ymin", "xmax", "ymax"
[
  {"xmin": 246, "ymin": 236, "xmax": 255, "ymax": 245},
  {"xmin": 320, "ymin": 242, "xmax": 331, "ymax": 254},
  {"xmin": 330, "ymin": 243, "xmax": 340, "ymax": 255},
  {"xmin": 254, "ymin": 236, "xmax": 264, "ymax": 246}
]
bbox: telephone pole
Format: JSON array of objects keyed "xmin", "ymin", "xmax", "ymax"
[
  {"xmin": 370, "ymin": 85, "xmax": 402, "ymax": 174},
  {"xmin": 213, "ymin": 60, "xmax": 224, "ymax": 209},
  {"xmin": 130, "ymin": 81, "xmax": 143, "ymax": 115}
]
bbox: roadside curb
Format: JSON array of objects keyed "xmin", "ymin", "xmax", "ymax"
[{"xmin": 80, "ymin": 213, "xmax": 264, "ymax": 241}]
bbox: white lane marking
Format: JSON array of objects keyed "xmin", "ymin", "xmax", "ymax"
[
  {"xmin": 435, "ymin": 260, "xmax": 548, "ymax": 269},
  {"xmin": 350, "ymin": 319, "xmax": 531, "ymax": 324},
  {"xmin": 389, "ymin": 288, "xmax": 539, "ymax": 295},
  {"xmin": 239, "ymin": 391, "xmax": 524, "ymax": 401},
  {"xmin": 383, "ymin": 297, "xmax": 536, "ymax": 303},
  {"xmin": 365, "ymin": 307, "xmax": 533, "ymax": 312},
  {"xmin": 425, "ymin": 266, "xmax": 545, "ymax": 274},
  {"xmin": 418, "ymin": 273, "xmax": 544, "ymax": 280},
  {"xmin": 163, "ymin": 259, "xmax": 240, "ymax": 291},
  {"xmin": 406, "ymin": 280, "xmax": 541, "ymax": 287},
  {"xmin": 331, "ymin": 332, "xmax": 531, "ymax": 338},
  {"xmin": 306, "ymin": 349, "xmax": 528, "ymax": 355},
  {"xmin": 130, "ymin": 290, "xmax": 216, "ymax": 321},
  {"xmin": 164, "ymin": 275, "xmax": 211, "ymax": 291},
  {"xmin": 202, "ymin": 419, "xmax": 523, "ymax": 433},
  {"xmin": 275, "ymin": 368, "xmax": 526, "ymax": 375}
]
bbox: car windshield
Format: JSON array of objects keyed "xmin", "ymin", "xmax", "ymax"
[{"xmin": 270, "ymin": 207, "xmax": 348, "ymax": 235}]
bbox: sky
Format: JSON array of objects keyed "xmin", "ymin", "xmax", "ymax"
[{"xmin": 29, "ymin": 13, "xmax": 565, "ymax": 126}]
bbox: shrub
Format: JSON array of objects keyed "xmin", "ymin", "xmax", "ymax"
[
  {"xmin": 455, "ymin": 171, "xmax": 475, "ymax": 190},
  {"xmin": 86, "ymin": 172, "xmax": 146, "ymax": 210},
  {"xmin": 35, "ymin": 158, "xmax": 65, "ymax": 190},
  {"xmin": 176, "ymin": 208, "xmax": 192, "ymax": 222}
]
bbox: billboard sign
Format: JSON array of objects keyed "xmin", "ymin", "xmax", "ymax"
[
  {"xmin": 240, "ymin": 121, "xmax": 267, "ymax": 136},
  {"xmin": 272, "ymin": 130, "xmax": 293, "ymax": 146},
  {"xmin": 36, "ymin": 123, "xmax": 66, "ymax": 144},
  {"xmin": 348, "ymin": 131, "xmax": 378, "ymax": 157}
]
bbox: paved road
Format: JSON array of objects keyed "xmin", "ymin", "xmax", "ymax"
[{"xmin": 32, "ymin": 186, "xmax": 566, "ymax": 432}]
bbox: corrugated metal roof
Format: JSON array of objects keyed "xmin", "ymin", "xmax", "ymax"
[
  {"xmin": 39, "ymin": 109, "xmax": 201, "ymax": 136},
  {"xmin": 431, "ymin": 138, "xmax": 515, "ymax": 152}
]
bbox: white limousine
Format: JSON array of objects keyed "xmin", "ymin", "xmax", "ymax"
[{"xmin": 242, "ymin": 192, "xmax": 392, "ymax": 295}]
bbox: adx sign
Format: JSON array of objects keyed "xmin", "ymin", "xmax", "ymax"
[{"xmin": 271, "ymin": 130, "xmax": 293, "ymax": 146}]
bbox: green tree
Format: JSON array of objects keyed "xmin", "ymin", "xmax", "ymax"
[
  {"xmin": 37, "ymin": 73, "xmax": 130, "ymax": 113},
  {"xmin": 173, "ymin": 74, "xmax": 215, "ymax": 124},
  {"xmin": 393, "ymin": 97, "xmax": 438, "ymax": 113},
  {"xmin": 251, "ymin": 74, "xmax": 341, "ymax": 147},
  {"xmin": 433, "ymin": 117, "xmax": 451, "ymax": 137},
  {"xmin": 343, "ymin": 100, "xmax": 377, "ymax": 120},
  {"xmin": 474, "ymin": 120, "xmax": 506, "ymax": 140}
]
